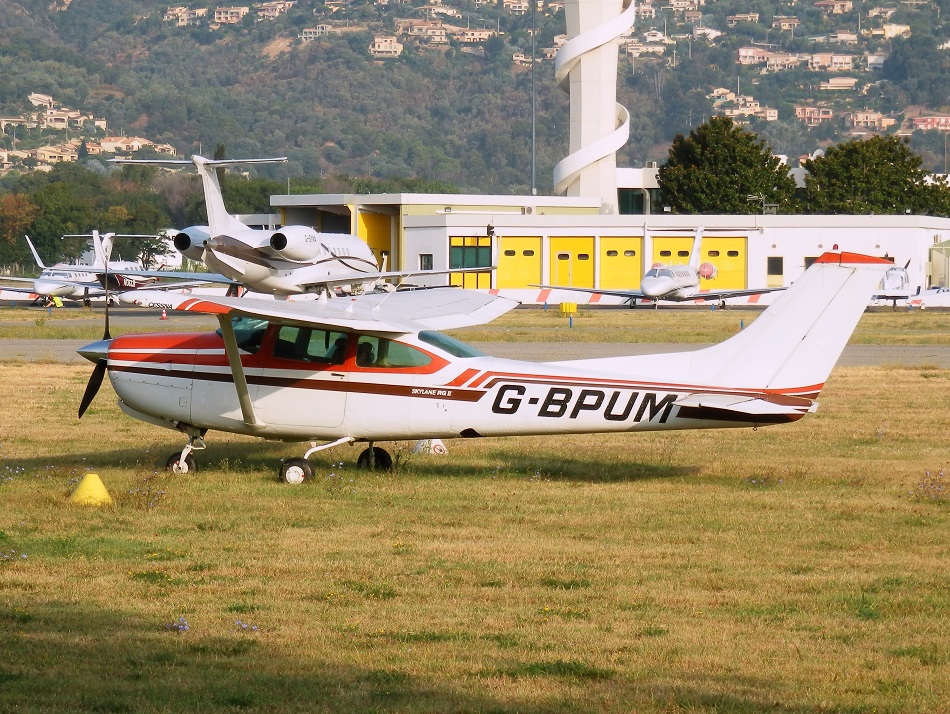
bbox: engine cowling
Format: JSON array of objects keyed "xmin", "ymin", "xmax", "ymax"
[
  {"xmin": 172, "ymin": 225, "xmax": 211, "ymax": 262},
  {"xmin": 266, "ymin": 225, "xmax": 326, "ymax": 262},
  {"xmin": 698, "ymin": 262, "xmax": 718, "ymax": 280}
]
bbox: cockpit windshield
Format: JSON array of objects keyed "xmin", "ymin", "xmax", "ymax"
[{"xmin": 418, "ymin": 330, "xmax": 485, "ymax": 358}]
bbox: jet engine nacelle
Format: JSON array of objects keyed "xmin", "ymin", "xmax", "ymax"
[
  {"xmin": 266, "ymin": 226, "xmax": 325, "ymax": 263},
  {"xmin": 172, "ymin": 226, "xmax": 211, "ymax": 262},
  {"xmin": 698, "ymin": 262, "xmax": 718, "ymax": 280}
]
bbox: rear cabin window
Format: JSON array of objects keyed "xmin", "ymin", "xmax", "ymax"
[{"xmin": 274, "ymin": 326, "xmax": 349, "ymax": 364}]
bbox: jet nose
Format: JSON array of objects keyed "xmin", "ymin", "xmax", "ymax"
[
  {"xmin": 34, "ymin": 280, "xmax": 72, "ymax": 297},
  {"xmin": 640, "ymin": 277, "xmax": 675, "ymax": 299},
  {"xmin": 77, "ymin": 338, "xmax": 112, "ymax": 364}
]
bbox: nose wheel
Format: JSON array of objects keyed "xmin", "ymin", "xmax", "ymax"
[
  {"xmin": 279, "ymin": 457, "xmax": 314, "ymax": 484},
  {"xmin": 166, "ymin": 451, "xmax": 197, "ymax": 474}
]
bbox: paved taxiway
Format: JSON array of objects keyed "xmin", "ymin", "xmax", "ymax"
[{"xmin": 2, "ymin": 307, "xmax": 948, "ymax": 367}]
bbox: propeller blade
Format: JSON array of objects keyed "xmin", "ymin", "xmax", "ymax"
[{"xmin": 78, "ymin": 359, "xmax": 107, "ymax": 418}]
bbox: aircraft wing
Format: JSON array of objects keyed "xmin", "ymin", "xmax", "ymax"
[
  {"xmin": 533, "ymin": 285, "xmax": 786, "ymax": 302},
  {"xmin": 533, "ymin": 284, "xmax": 648, "ymax": 300},
  {"xmin": 688, "ymin": 287, "xmax": 786, "ymax": 302},
  {"xmin": 298, "ymin": 266, "xmax": 495, "ymax": 292},
  {"xmin": 129, "ymin": 287, "xmax": 520, "ymax": 333},
  {"xmin": 87, "ymin": 268, "xmax": 239, "ymax": 286}
]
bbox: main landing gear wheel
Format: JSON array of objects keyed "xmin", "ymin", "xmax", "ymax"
[
  {"xmin": 357, "ymin": 446, "xmax": 393, "ymax": 471},
  {"xmin": 279, "ymin": 457, "xmax": 313, "ymax": 484},
  {"xmin": 166, "ymin": 452, "xmax": 197, "ymax": 474}
]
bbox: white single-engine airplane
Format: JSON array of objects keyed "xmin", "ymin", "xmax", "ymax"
[
  {"xmin": 77, "ymin": 252, "xmax": 888, "ymax": 483},
  {"xmin": 871, "ymin": 259, "xmax": 920, "ymax": 307},
  {"xmin": 113, "ymin": 156, "xmax": 484, "ymax": 298},
  {"xmin": 536, "ymin": 229, "xmax": 784, "ymax": 307}
]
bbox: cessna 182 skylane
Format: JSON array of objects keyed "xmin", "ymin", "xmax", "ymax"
[
  {"xmin": 77, "ymin": 252, "xmax": 889, "ymax": 483},
  {"xmin": 537, "ymin": 229, "xmax": 784, "ymax": 307},
  {"xmin": 113, "ymin": 156, "xmax": 482, "ymax": 298}
]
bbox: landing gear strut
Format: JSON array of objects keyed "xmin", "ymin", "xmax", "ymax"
[{"xmin": 165, "ymin": 431, "xmax": 206, "ymax": 474}]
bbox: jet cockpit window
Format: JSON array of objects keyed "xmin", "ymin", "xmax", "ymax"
[
  {"xmin": 356, "ymin": 336, "xmax": 432, "ymax": 368},
  {"xmin": 274, "ymin": 325, "xmax": 349, "ymax": 364},
  {"xmin": 659, "ymin": 269, "xmax": 675, "ymax": 278},
  {"xmin": 418, "ymin": 330, "xmax": 485, "ymax": 358},
  {"xmin": 645, "ymin": 268, "xmax": 660, "ymax": 278},
  {"xmin": 222, "ymin": 316, "xmax": 269, "ymax": 353}
]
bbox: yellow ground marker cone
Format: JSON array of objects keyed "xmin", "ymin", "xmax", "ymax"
[{"xmin": 69, "ymin": 473, "xmax": 113, "ymax": 506}]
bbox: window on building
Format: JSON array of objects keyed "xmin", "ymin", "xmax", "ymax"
[
  {"xmin": 727, "ymin": 250, "xmax": 739, "ymax": 257},
  {"xmin": 660, "ymin": 250, "xmax": 672, "ymax": 257},
  {"xmin": 606, "ymin": 250, "xmax": 618, "ymax": 257},
  {"xmin": 624, "ymin": 250, "xmax": 636, "ymax": 257},
  {"xmin": 557, "ymin": 253, "xmax": 570, "ymax": 260},
  {"xmin": 767, "ymin": 257, "xmax": 783, "ymax": 275},
  {"xmin": 578, "ymin": 253, "xmax": 590, "ymax": 260},
  {"xmin": 449, "ymin": 236, "xmax": 492, "ymax": 288},
  {"xmin": 503, "ymin": 249, "xmax": 516, "ymax": 257},
  {"xmin": 523, "ymin": 249, "xmax": 535, "ymax": 257},
  {"xmin": 678, "ymin": 250, "xmax": 690, "ymax": 257},
  {"xmin": 708, "ymin": 250, "xmax": 720, "ymax": 257},
  {"xmin": 804, "ymin": 256, "xmax": 818, "ymax": 269},
  {"xmin": 419, "ymin": 253, "xmax": 433, "ymax": 271}
]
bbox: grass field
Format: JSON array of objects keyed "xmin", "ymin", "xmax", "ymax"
[
  {"xmin": 1, "ymin": 317, "xmax": 949, "ymax": 711},
  {"xmin": 2, "ymin": 303, "xmax": 950, "ymax": 345}
]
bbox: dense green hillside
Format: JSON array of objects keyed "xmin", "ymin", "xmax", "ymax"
[{"xmin": 0, "ymin": 0, "xmax": 948, "ymax": 192}]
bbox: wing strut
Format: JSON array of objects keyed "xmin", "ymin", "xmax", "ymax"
[{"xmin": 216, "ymin": 314, "xmax": 266, "ymax": 429}]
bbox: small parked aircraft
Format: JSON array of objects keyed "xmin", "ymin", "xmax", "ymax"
[
  {"xmin": 1, "ymin": 233, "xmax": 188, "ymax": 305},
  {"xmin": 871, "ymin": 259, "xmax": 920, "ymax": 307},
  {"xmin": 77, "ymin": 252, "xmax": 889, "ymax": 482},
  {"xmin": 536, "ymin": 228, "xmax": 784, "ymax": 307},
  {"xmin": 113, "ymin": 156, "xmax": 481, "ymax": 297}
]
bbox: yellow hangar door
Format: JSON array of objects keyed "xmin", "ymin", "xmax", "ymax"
[
  {"xmin": 702, "ymin": 237, "xmax": 747, "ymax": 289},
  {"xmin": 550, "ymin": 237, "xmax": 595, "ymax": 287},
  {"xmin": 497, "ymin": 236, "xmax": 542, "ymax": 289},
  {"xmin": 599, "ymin": 237, "xmax": 643, "ymax": 289},
  {"xmin": 652, "ymin": 236, "xmax": 697, "ymax": 267},
  {"xmin": 357, "ymin": 212, "xmax": 392, "ymax": 268}
]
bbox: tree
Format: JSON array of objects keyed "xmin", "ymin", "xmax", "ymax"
[
  {"xmin": 800, "ymin": 135, "xmax": 950, "ymax": 216},
  {"xmin": 657, "ymin": 116, "xmax": 797, "ymax": 214}
]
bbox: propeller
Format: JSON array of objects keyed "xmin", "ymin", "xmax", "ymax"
[{"xmin": 78, "ymin": 250, "xmax": 112, "ymax": 418}]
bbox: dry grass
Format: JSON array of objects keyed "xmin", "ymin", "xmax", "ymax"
[
  {"xmin": 1, "ymin": 360, "xmax": 948, "ymax": 713},
  {"xmin": 3, "ymin": 304, "xmax": 950, "ymax": 344}
]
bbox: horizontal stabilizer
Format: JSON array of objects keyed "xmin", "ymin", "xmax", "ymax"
[{"xmin": 674, "ymin": 392, "xmax": 816, "ymax": 416}]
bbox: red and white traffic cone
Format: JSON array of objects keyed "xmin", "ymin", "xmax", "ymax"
[{"xmin": 160, "ymin": 308, "xmax": 168, "ymax": 320}]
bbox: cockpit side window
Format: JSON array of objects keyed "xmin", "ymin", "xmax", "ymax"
[
  {"xmin": 355, "ymin": 335, "xmax": 432, "ymax": 369},
  {"xmin": 226, "ymin": 316, "xmax": 269, "ymax": 354}
]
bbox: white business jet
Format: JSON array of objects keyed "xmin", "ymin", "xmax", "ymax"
[
  {"xmin": 113, "ymin": 156, "xmax": 480, "ymax": 298},
  {"xmin": 537, "ymin": 228, "xmax": 784, "ymax": 307},
  {"xmin": 77, "ymin": 252, "xmax": 888, "ymax": 482},
  {"xmin": 1, "ymin": 233, "xmax": 169, "ymax": 304}
]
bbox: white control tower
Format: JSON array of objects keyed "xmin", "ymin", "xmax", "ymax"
[{"xmin": 553, "ymin": 0, "xmax": 635, "ymax": 214}]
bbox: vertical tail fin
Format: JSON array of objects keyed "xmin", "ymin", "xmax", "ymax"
[
  {"xmin": 191, "ymin": 156, "xmax": 254, "ymax": 238},
  {"xmin": 689, "ymin": 253, "xmax": 890, "ymax": 393},
  {"xmin": 558, "ymin": 253, "xmax": 891, "ymax": 396},
  {"xmin": 111, "ymin": 155, "xmax": 287, "ymax": 239},
  {"xmin": 24, "ymin": 235, "xmax": 45, "ymax": 269},
  {"xmin": 687, "ymin": 225, "xmax": 703, "ymax": 269}
]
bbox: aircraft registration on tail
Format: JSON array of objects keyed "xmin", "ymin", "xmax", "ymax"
[{"xmin": 77, "ymin": 252, "xmax": 890, "ymax": 483}]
